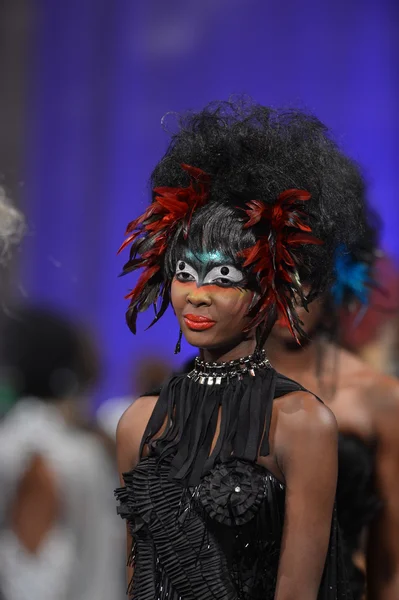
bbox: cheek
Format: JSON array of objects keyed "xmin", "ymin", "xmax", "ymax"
[
  {"xmin": 211, "ymin": 286, "xmax": 253, "ymax": 318},
  {"xmin": 171, "ymin": 279, "xmax": 201, "ymax": 312},
  {"xmin": 170, "ymin": 279, "xmax": 187, "ymax": 310}
]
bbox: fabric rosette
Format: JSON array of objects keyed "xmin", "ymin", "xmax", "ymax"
[{"xmin": 198, "ymin": 459, "xmax": 266, "ymax": 526}]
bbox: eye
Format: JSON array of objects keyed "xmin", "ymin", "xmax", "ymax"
[
  {"xmin": 204, "ymin": 265, "xmax": 245, "ymax": 286},
  {"xmin": 175, "ymin": 260, "xmax": 198, "ymax": 283}
]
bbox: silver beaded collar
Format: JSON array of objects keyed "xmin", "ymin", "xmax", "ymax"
[{"xmin": 187, "ymin": 349, "xmax": 271, "ymax": 385}]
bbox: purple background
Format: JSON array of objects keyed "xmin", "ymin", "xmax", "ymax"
[{"xmin": 21, "ymin": 0, "xmax": 399, "ymax": 404}]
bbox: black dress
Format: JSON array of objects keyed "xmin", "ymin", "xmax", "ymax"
[
  {"xmin": 115, "ymin": 361, "xmax": 353, "ymax": 600},
  {"xmin": 336, "ymin": 434, "xmax": 379, "ymax": 600}
]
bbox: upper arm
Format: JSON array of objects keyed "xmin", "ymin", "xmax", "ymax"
[
  {"xmin": 116, "ymin": 395, "xmax": 157, "ymax": 484},
  {"xmin": 273, "ymin": 393, "xmax": 338, "ymax": 600},
  {"xmin": 11, "ymin": 453, "xmax": 59, "ymax": 554},
  {"xmin": 367, "ymin": 394, "xmax": 399, "ymax": 600}
]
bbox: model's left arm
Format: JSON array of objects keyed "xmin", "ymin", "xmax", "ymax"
[{"xmin": 273, "ymin": 392, "xmax": 338, "ymax": 600}]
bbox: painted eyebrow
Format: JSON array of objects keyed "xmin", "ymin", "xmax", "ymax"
[
  {"xmin": 182, "ymin": 251, "xmax": 244, "ymax": 273},
  {"xmin": 185, "ymin": 250, "xmax": 230, "ymax": 264}
]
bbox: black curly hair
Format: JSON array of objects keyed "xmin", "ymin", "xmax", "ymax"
[
  {"xmin": 3, "ymin": 305, "xmax": 99, "ymax": 400},
  {"xmin": 123, "ymin": 99, "xmax": 368, "ymax": 338}
]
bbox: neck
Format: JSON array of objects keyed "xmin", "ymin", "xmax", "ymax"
[
  {"xmin": 264, "ymin": 335, "xmax": 320, "ymax": 379},
  {"xmin": 200, "ymin": 337, "xmax": 257, "ymax": 364},
  {"xmin": 265, "ymin": 334, "xmax": 341, "ymax": 392}
]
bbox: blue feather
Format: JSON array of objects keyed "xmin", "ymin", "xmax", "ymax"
[{"xmin": 332, "ymin": 245, "xmax": 372, "ymax": 307}]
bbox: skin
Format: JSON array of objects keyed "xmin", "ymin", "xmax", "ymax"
[
  {"xmin": 117, "ymin": 252, "xmax": 339, "ymax": 600},
  {"xmin": 8, "ymin": 396, "xmax": 97, "ymax": 555},
  {"xmin": 266, "ymin": 297, "xmax": 399, "ymax": 600},
  {"xmin": 11, "ymin": 454, "xmax": 59, "ymax": 553}
]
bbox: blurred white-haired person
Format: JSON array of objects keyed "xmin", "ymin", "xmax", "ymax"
[
  {"xmin": 0, "ymin": 187, "xmax": 25, "ymax": 266},
  {"xmin": 0, "ymin": 196, "xmax": 125, "ymax": 600}
]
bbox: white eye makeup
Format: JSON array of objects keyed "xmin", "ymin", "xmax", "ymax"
[
  {"xmin": 203, "ymin": 265, "xmax": 245, "ymax": 286},
  {"xmin": 175, "ymin": 260, "xmax": 246, "ymax": 287},
  {"xmin": 175, "ymin": 260, "xmax": 199, "ymax": 283}
]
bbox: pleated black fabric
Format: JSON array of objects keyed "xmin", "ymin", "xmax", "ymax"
[{"xmin": 115, "ymin": 368, "xmax": 353, "ymax": 600}]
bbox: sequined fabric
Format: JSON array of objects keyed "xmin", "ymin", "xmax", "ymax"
[{"xmin": 115, "ymin": 369, "xmax": 353, "ymax": 600}]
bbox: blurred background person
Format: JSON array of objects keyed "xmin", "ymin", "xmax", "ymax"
[
  {"xmin": 96, "ymin": 353, "xmax": 172, "ymax": 440},
  {"xmin": 0, "ymin": 187, "xmax": 25, "ymax": 271},
  {"xmin": 264, "ymin": 212, "xmax": 399, "ymax": 600},
  {"xmin": 0, "ymin": 186, "xmax": 25, "ymax": 418},
  {"xmin": 0, "ymin": 305, "xmax": 125, "ymax": 600},
  {"xmin": 340, "ymin": 253, "xmax": 399, "ymax": 377}
]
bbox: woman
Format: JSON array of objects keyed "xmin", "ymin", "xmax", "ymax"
[
  {"xmin": 0, "ymin": 185, "xmax": 25, "ymax": 267},
  {"xmin": 266, "ymin": 239, "xmax": 399, "ymax": 600},
  {"xmin": 115, "ymin": 101, "xmax": 365, "ymax": 599},
  {"xmin": 0, "ymin": 306, "xmax": 124, "ymax": 600}
]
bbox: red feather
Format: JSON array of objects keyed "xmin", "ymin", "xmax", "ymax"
[
  {"xmin": 286, "ymin": 232, "xmax": 323, "ymax": 246},
  {"xmin": 278, "ymin": 189, "xmax": 311, "ymax": 204},
  {"xmin": 117, "ymin": 233, "xmax": 139, "ymax": 254},
  {"xmin": 242, "ymin": 200, "xmax": 270, "ymax": 228},
  {"xmin": 125, "ymin": 264, "xmax": 160, "ymax": 301},
  {"xmin": 119, "ymin": 164, "xmax": 210, "ymax": 331},
  {"xmin": 239, "ymin": 188, "xmax": 321, "ymax": 341}
]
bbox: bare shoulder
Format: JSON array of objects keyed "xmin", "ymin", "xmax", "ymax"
[
  {"xmin": 369, "ymin": 372, "xmax": 399, "ymax": 411},
  {"xmin": 275, "ymin": 390, "xmax": 337, "ymax": 437},
  {"xmin": 116, "ymin": 395, "xmax": 159, "ymax": 474},
  {"xmin": 273, "ymin": 391, "xmax": 338, "ymax": 477},
  {"xmin": 364, "ymin": 374, "xmax": 399, "ymax": 442},
  {"xmin": 117, "ymin": 395, "xmax": 158, "ymax": 440},
  {"xmin": 337, "ymin": 346, "xmax": 399, "ymax": 413}
]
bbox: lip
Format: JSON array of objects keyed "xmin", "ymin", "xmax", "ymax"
[{"xmin": 183, "ymin": 313, "xmax": 216, "ymax": 331}]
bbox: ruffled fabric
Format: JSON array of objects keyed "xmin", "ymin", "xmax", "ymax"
[{"xmin": 118, "ymin": 455, "xmax": 237, "ymax": 600}]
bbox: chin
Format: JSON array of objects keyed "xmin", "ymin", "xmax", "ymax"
[
  {"xmin": 182, "ymin": 328, "xmax": 245, "ymax": 353},
  {"xmin": 184, "ymin": 332, "xmax": 221, "ymax": 350}
]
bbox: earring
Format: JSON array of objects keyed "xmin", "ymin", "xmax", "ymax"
[
  {"xmin": 255, "ymin": 325, "xmax": 263, "ymax": 354},
  {"xmin": 174, "ymin": 329, "xmax": 183, "ymax": 354}
]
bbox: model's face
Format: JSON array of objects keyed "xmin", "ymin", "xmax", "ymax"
[{"xmin": 171, "ymin": 250, "xmax": 255, "ymax": 350}]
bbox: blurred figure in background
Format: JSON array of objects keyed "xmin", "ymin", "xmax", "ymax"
[
  {"xmin": 96, "ymin": 353, "xmax": 171, "ymax": 440},
  {"xmin": 0, "ymin": 305, "xmax": 125, "ymax": 600},
  {"xmin": 0, "ymin": 187, "xmax": 25, "ymax": 270},
  {"xmin": 265, "ymin": 213, "xmax": 399, "ymax": 600},
  {"xmin": 0, "ymin": 186, "xmax": 25, "ymax": 419},
  {"xmin": 340, "ymin": 253, "xmax": 399, "ymax": 377}
]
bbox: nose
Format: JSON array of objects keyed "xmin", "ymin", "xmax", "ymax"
[{"xmin": 186, "ymin": 285, "xmax": 212, "ymax": 308}]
